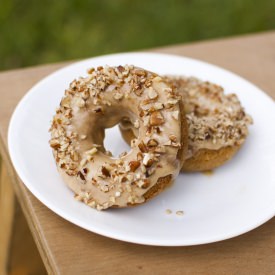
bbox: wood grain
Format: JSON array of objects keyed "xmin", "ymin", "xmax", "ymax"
[
  {"xmin": 0, "ymin": 158, "xmax": 15, "ymax": 275},
  {"xmin": 0, "ymin": 31, "xmax": 274, "ymax": 274},
  {"xmin": 0, "ymin": 158, "xmax": 46, "ymax": 275}
]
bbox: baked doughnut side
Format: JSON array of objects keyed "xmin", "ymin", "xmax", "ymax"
[
  {"xmin": 169, "ymin": 77, "xmax": 252, "ymax": 171},
  {"xmin": 181, "ymin": 145, "xmax": 242, "ymax": 171}
]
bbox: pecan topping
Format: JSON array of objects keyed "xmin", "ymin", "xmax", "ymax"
[
  {"xmin": 50, "ymin": 139, "xmax": 60, "ymax": 149},
  {"xmin": 61, "ymin": 97, "xmax": 71, "ymax": 108},
  {"xmin": 147, "ymin": 139, "xmax": 159, "ymax": 148},
  {"xmin": 143, "ymin": 153, "xmax": 154, "ymax": 167},
  {"xmin": 117, "ymin": 65, "xmax": 125, "ymax": 72},
  {"xmin": 136, "ymin": 179, "xmax": 150, "ymax": 189},
  {"xmin": 134, "ymin": 69, "xmax": 146, "ymax": 76},
  {"xmin": 93, "ymin": 106, "xmax": 104, "ymax": 114},
  {"xmin": 150, "ymin": 111, "xmax": 164, "ymax": 126},
  {"xmin": 113, "ymin": 92, "xmax": 124, "ymax": 100},
  {"xmin": 87, "ymin": 67, "xmax": 95, "ymax": 74},
  {"xmin": 138, "ymin": 141, "xmax": 148, "ymax": 153},
  {"xmin": 101, "ymin": 166, "xmax": 111, "ymax": 177},
  {"xmin": 148, "ymin": 87, "xmax": 158, "ymax": 99},
  {"xmin": 75, "ymin": 97, "xmax": 85, "ymax": 108},
  {"xmin": 86, "ymin": 148, "xmax": 98, "ymax": 156},
  {"xmin": 82, "ymin": 168, "xmax": 88, "ymax": 174},
  {"xmin": 134, "ymin": 120, "xmax": 140, "ymax": 128},
  {"xmin": 169, "ymin": 135, "xmax": 177, "ymax": 143},
  {"xmin": 77, "ymin": 171, "xmax": 86, "ymax": 182},
  {"xmin": 129, "ymin": 160, "xmax": 140, "ymax": 172}
]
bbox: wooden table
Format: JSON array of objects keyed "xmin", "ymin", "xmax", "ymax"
[{"xmin": 1, "ymin": 31, "xmax": 275, "ymax": 275}]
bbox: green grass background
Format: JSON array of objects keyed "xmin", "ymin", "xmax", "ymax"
[{"xmin": 1, "ymin": 0, "xmax": 274, "ymax": 71}]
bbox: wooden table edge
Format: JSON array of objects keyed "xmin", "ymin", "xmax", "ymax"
[{"xmin": 0, "ymin": 136, "xmax": 56, "ymax": 274}]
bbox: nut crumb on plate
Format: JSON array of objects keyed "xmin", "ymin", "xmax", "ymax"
[
  {"xmin": 176, "ymin": 210, "xmax": 184, "ymax": 216},
  {"xmin": 166, "ymin": 209, "xmax": 172, "ymax": 214}
]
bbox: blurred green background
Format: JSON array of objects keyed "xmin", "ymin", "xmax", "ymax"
[{"xmin": 1, "ymin": 0, "xmax": 275, "ymax": 71}]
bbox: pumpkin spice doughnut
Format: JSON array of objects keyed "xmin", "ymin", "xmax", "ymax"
[
  {"xmin": 49, "ymin": 66, "xmax": 188, "ymax": 210},
  {"xmin": 120, "ymin": 76, "xmax": 253, "ymax": 172}
]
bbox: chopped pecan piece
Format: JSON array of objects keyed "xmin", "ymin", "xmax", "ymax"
[
  {"xmin": 150, "ymin": 111, "xmax": 164, "ymax": 126},
  {"xmin": 138, "ymin": 141, "xmax": 148, "ymax": 153},
  {"xmin": 117, "ymin": 65, "xmax": 125, "ymax": 72},
  {"xmin": 148, "ymin": 87, "xmax": 158, "ymax": 99},
  {"xmin": 129, "ymin": 161, "xmax": 140, "ymax": 172},
  {"xmin": 50, "ymin": 139, "xmax": 60, "ymax": 149},
  {"xmin": 136, "ymin": 179, "xmax": 150, "ymax": 189},
  {"xmin": 169, "ymin": 134, "xmax": 177, "ymax": 143},
  {"xmin": 101, "ymin": 166, "xmax": 111, "ymax": 177},
  {"xmin": 77, "ymin": 171, "xmax": 86, "ymax": 182},
  {"xmin": 147, "ymin": 139, "xmax": 158, "ymax": 148}
]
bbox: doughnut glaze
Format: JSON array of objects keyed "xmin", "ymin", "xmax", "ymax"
[{"xmin": 49, "ymin": 66, "xmax": 187, "ymax": 210}]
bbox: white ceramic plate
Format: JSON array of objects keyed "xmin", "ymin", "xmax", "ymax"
[{"xmin": 8, "ymin": 52, "xmax": 275, "ymax": 246}]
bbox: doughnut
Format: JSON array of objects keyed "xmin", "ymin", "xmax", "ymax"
[
  {"xmin": 120, "ymin": 76, "xmax": 253, "ymax": 172},
  {"xmin": 49, "ymin": 66, "xmax": 188, "ymax": 210}
]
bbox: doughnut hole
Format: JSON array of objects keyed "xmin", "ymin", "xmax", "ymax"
[
  {"xmin": 103, "ymin": 122, "xmax": 131, "ymax": 158},
  {"xmin": 85, "ymin": 105, "xmax": 137, "ymax": 158}
]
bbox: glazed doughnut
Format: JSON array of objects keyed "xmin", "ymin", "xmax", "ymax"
[
  {"xmin": 49, "ymin": 66, "xmax": 188, "ymax": 210},
  {"xmin": 120, "ymin": 76, "xmax": 253, "ymax": 172}
]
